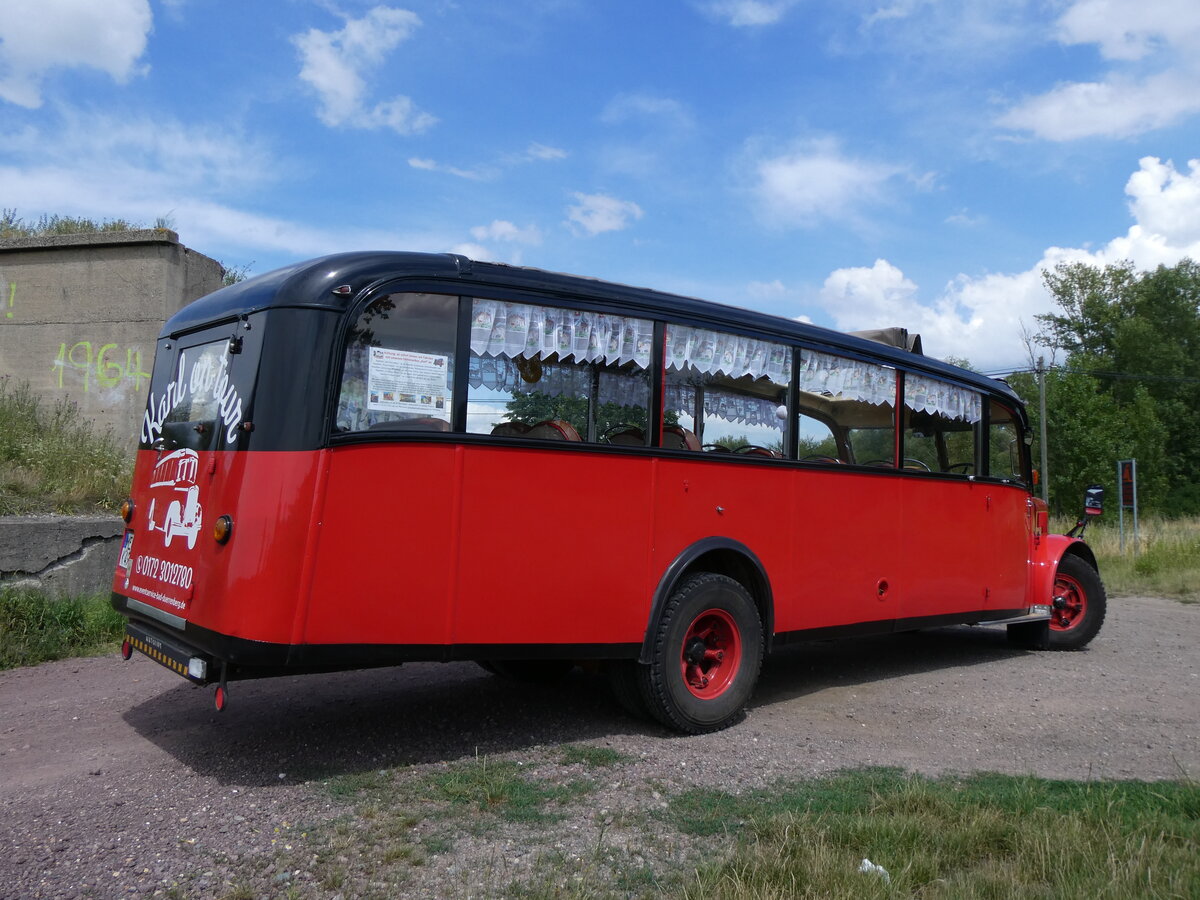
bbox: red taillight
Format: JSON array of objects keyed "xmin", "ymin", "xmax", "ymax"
[{"xmin": 120, "ymin": 498, "xmax": 134, "ymax": 522}]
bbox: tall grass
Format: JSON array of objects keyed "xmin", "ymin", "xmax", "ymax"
[
  {"xmin": 675, "ymin": 769, "xmax": 1200, "ymax": 899},
  {"xmin": 0, "ymin": 377, "xmax": 130, "ymax": 514},
  {"xmin": 1065, "ymin": 515, "xmax": 1200, "ymax": 602},
  {"xmin": 0, "ymin": 587, "xmax": 124, "ymax": 669}
]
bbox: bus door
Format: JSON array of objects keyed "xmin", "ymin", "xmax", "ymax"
[
  {"xmin": 787, "ymin": 350, "xmax": 906, "ymax": 630},
  {"xmin": 983, "ymin": 401, "xmax": 1033, "ymax": 611}
]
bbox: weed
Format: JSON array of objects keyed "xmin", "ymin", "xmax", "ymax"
[
  {"xmin": 0, "ymin": 377, "xmax": 130, "ymax": 514},
  {"xmin": 426, "ymin": 756, "xmax": 593, "ymax": 824},
  {"xmin": 675, "ymin": 769, "xmax": 1200, "ymax": 899},
  {"xmin": 0, "ymin": 587, "xmax": 124, "ymax": 669}
]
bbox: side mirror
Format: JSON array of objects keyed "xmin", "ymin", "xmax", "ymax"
[{"xmin": 1067, "ymin": 484, "xmax": 1104, "ymax": 538}]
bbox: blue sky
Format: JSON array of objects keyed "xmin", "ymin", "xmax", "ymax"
[{"xmin": 2, "ymin": 0, "xmax": 1199, "ymax": 371}]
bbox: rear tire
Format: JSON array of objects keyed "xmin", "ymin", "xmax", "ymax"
[
  {"xmin": 639, "ymin": 572, "xmax": 764, "ymax": 734},
  {"xmin": 1047, "ymin": 555, "xmax": 1106, "ymax": 650}
]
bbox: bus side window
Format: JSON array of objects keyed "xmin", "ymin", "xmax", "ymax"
[
  {"xmin": 797, "ymin": 412, "xmax": 842, "ymax": 463},
  {"xmin": 902, "ymin": 374, "xmax": 981, "ymax": 474},
  {"xmin": 663, "ymin": 325, "xmax": 791, "ymax": 456},
  {"xmin": 336, "ymin": 292, "xmax": 458, "ymax": 433},
  {"xmin": 797, "ymin": 349, "xmax": 896, "ymax": 467},
  {"xmin": 465, "ymin": 298, "xmax": 652, "ymax": 443},
  {"xmin": 988, "ymin": 400, "xmax": 1027, "ymax": 482}
]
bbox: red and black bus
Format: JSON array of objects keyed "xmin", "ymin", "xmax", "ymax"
[{"xmin": 112, "ymin": 252, "xmax": 1105, "ymax": 733}]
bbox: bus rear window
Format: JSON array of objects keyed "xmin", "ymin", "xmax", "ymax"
[
  {"xmin": 336, "ymin": 292, "xmax": 457, "ymax": 433},
  {"xmin": 141, "ymin": 330, "xmax": 259, "ymax": 451}
]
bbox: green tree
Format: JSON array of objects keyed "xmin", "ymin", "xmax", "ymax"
[
  {"xmin": 1033, "ymin": 258, "xmax": 1199, "ymax": 514},
  {"xmin": 1009, "ymin": 369, "xmax": 1168, "ymax": 514}
]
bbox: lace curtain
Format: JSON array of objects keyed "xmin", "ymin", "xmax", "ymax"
[
  {"xmin": 904, "ymin": 373, "xmax": 982, "ymax": 423},
  {"xmin": 797, "ymin": 349, "xmax": 896, "ymax": 407},
  {"xmin": 471, "ymin": 299, "xmax": 653, "ymax": 369},
  {"xmin": 467, "ymin": 357, "xmax": 649, "ymax": 408},
  {"xmin": 664, "ymin": 384, "xmax": 784, "ymax": 429},
  {"xmin": 665, "ymin": 325, "xmax": 792, "ymax": 384}
]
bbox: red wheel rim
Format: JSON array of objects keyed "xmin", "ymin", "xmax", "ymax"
[
  {"xmin": 679, "ymin": 608, "xmax": 742, "ymax": 699},
  {"xmin": 1050, "ymin": 572, "xmax": 1087, "ymax": 631}
]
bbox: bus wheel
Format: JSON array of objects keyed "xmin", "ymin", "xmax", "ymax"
[
  {"xmin": 1047, "ymin": 555, "xmax": 1106, "ymax": 650},
  {"xmin": 643, "ymin": 572, "xmax": 763, "ymax": 734}
]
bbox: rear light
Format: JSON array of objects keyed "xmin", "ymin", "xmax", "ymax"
[
  {"xmin": 213, "ymin": 515, "xmax": 233, "ymax": 544},
  {"xmin": 120, "ymin": 498, "xmax": 134, "ymax": 522}
]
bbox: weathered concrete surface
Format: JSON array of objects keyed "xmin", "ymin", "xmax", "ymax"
[
  {"xmin": 0, "ymin": 230, "xmax": 223, "ymax": 450},
  {"xmin": 0, "ymin": 515, "xmax": 123, "ymax": 598}
]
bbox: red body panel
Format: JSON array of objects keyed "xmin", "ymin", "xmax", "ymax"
[
  {"xmin": 114, "ymin": 449, "xmax": 321, "ymax": 644},
  {"xmin": 116, "ymin": 442, "xmax": 1043, "ymax": 651}
]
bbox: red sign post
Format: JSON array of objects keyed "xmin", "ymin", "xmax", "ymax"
[{"xmin": 1118, "ymin": 459, "xmax": 1138, "ymax": 554}]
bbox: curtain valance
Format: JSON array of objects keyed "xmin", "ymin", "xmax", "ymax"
[
  {"xmin": 471, "ymin": 299, "xmax": 653, "ymax": 369},
  {"xmin": 665, "ymin": 325, "xmax": 791, "ymax": 384},
  {"xmin": 797, "ymin": 349, "xmax": 896, "ymax": 407},
  {"xmin": 904, "ymin": 373, "xmax": 982, "ymax": 423}
]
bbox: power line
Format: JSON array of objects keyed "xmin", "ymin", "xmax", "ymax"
[{"xmin": 983, "ymin": 366, "xmax": 1200, "ymax": 385}]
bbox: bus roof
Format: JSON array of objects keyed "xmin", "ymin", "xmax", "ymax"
[{"xmin": 166, "ymin": 251, "xmax": 1019, "ymax": 403}]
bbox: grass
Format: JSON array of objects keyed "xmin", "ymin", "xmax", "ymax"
[
  {"xmin": 0, "ymin": 377, "xmax": 131, "ymax": 514},
  {"xmin": 672, "ymin": 769, "xmax": 1200, "ymax": 899},
  {"xmin": 1068, "ymin": 515, "xmax": 1200, "ymax": 602},
  {"xmin": 259, "ymin": 763, "xmax": 1199, "ymax": 899},
  {"xmin": 0, "ymin": 586, "xmax": 124, "ymax": 669}
]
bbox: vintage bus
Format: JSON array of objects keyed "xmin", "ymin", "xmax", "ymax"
[{"xmin": 112, "ymin": 252, "xmax": 1106, "ymax": 733}]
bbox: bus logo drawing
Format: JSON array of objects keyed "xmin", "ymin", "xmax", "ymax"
[{"xmin": 145, "ymin": 449, "xmax": 204, "ymax": 550}]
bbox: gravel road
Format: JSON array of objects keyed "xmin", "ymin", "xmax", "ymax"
[{"xmin": 1, "ymin": 594, "xmax": 1197, "ymax": 898}]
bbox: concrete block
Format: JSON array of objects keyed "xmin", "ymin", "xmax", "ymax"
[{"xmin": 0, "ymin": 515, "xmax": 124, "ymax": 598}]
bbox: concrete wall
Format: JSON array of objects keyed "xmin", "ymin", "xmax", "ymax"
[
  {"xmin": 0, "ymin": 516, "xmax": 122, "ymax": 599},
  {"xmin": 0, "ymin": 230, "xmax": 224, "ymax": 450}
]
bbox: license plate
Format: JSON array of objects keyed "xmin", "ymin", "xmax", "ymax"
[{"xmin": 118, "ymin": 530, "xmax": 134, "ymax": 570}]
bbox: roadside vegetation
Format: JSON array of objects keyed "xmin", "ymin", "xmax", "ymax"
[
  {"xmin": 1051, "ymin": 514, "xmax": 1200, "ymax": 603},
  {"xmin": 0, "ymin": 376, "xmax": 130, "ymax": 515},
  {"xmin": 0, "ymin": 587, "xmax": 123, "ymax": 670},
  {"xmin": 214, "ymin": 759, "xmax": 1198, "ymax": 899}
]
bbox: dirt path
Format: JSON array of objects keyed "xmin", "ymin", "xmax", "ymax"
[{"xmin": 1, "ymin": 595, "xmax": 1197, "ymax": 898}]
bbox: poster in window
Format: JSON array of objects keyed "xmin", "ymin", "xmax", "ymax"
[{"xmin": 367, "ymin": 347, "xmax": 449, "ymax": 416}]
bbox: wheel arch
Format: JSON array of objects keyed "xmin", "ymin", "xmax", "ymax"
[
  {"xmin": 640, "ymin": 537, "xmax": 774, "ymax": 664},
  {"xmin": 1032, "ymin": 534, "xmax": 1099, "ymax": 606}
]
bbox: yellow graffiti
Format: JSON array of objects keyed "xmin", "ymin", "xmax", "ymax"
[
  {"xmin": 5, "ymin": 282, "xmax": 12, "ymax": 318},
  {"xmin": 51, "ymin": 341, "xmax": 152, "ymax": 393}
]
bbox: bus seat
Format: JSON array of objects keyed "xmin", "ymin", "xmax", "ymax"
[
  {"xmin": 604, "ymin": 425, "xmax": 645, "ymax": 446},
  {"xmin": 368, "ymin": 416, "xmax": 451, "ymax": 432},
  {"xmin": 738, "ymin": 446, "xmax": 779, "ymax": 458},
  {"xmin": 491, "ymin": 421, "xmax": 532, "ymax": 437},
  {"xmin": 528, "ymin": 419, "xmax": 581, "ymax": 441},
  {"xmin": 662, "ymin": 425, "xmax": 701, "ymax": 451}
]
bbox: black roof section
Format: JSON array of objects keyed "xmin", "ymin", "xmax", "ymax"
[{"xmin": 164, "ymin": 251, "xmax": 1019, "ymax": 402}]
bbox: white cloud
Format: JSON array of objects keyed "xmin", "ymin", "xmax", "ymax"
[
  {"xmin": 0, "ymin": 109, "xmax": 461, "ymax": 261},
  {"xmin": 749, "ymin": 138, "xmax": 907, "ymax": 228},
  {"xmin": 1055, "ymin": 0, "xmax": 1200, "ymax": 61},
  {"xmin": 406, "ymin": 157, "xmax": 492, "ymax": 180},
  {"xmin": 1000, "ymin": 0, "xmax": 1200, "ymax": 140},
  {"xmin": 997, "ymin": 71, "xmax": 1200, "ymax": 141},
  {"xmin": 815, "ymin": 156, "xmax": 1200, "ymax": 370},
  {"xmin": 565, "ymin": 192, "xmax": 644, "ymax": 236},
  {"xmin": 602, "ymin": 93, "xmax": 694, "ymax": 129},
  {"xmin": 524, "ymin": 142, "xmax": 568, "ymax": 161},
  {"xmin": 469, "ymin": 220, "xmax": 543, "ymax": 245},
  {"xmin": 1125, "ymin": 156, "xmax": 1200, "ymax": 246},
  {"xmin": 700, "ymin": 1, "xmax": 799, "ymax": 27},
  {"xmin": 292, "ymin": 6, "xmax": 435, "ymax": 135},
  {"xmin": 0, "ymin": 0, "xmax": 151, "ymax": 108}
]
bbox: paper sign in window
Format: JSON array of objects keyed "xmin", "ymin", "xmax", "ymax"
[{"xmin": 367, "ymin": 347, "xmax": 449, "ymax": 415}]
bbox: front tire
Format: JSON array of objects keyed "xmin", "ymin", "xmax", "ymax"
[
  {"xmin": 639, "ymin": 572, "xmax": 764, "ymax": 734},
  {"xmin": 1047, "ymin": 555, "xmax": 1106, "ymax": 650}
]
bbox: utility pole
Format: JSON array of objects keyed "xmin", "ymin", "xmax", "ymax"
[{"xmin": 1037, "ymin": 357, "xmax": 1049, "ymax": 503}]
